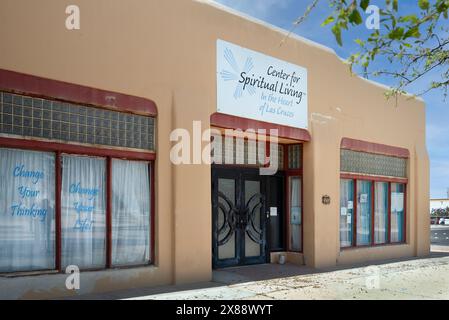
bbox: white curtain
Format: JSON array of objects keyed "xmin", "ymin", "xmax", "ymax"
[
  {"xmin": 0, "ymin": 148, "xmax": 55, "ymax": 272},
  {"xmin": 391, "ymin": 183, "xmax": 405, "ymax": 242},
  {"xmin": 61, "ymin": 155, "xmax": 106, "ymax": 269},
  {"xmin": 112, "ymin": 159, "xmax": 150, "ymax": 266},
  {"xmin": 290, "ymin": 177, "xmax": 301, "ymax": 251},
  {"xmin": 357, "ymin": 180, "xmax": 372, "ymax": 245},
  {"xmin": 374, "ymin": 182, "xmax": 388, "ymax": 244},
  {"xmin": 340, "ymin": 179, "xmax": 353, "ymax": 247}
]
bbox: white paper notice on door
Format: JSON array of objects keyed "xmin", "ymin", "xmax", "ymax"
[
  {"xmin": 347, "ymin": 213, "xmax": 352, "ymax": 224},
  {"xmin": 347, "ymin": 201, "xmax": 353, "ymax": 210},
  {"xmin": 270, "ymin": 207, "xmax": 278, "ymax": 217},
  {"xmin": 391, "ymin": 192, "xmax": 404, "ymax": 212},
  {"xmin": 360, "ymin": 194, "xmax": 368, "ymax": 203},
  {"xmin": 341, "ymin": 207, "xmax": 347, "ymax": 216}
]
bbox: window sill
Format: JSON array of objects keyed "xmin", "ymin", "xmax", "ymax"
[
  {"xmin": 0, "ymin": 269, "xmax": 59, "ymax": 278},
  {"xmin": 0, "ymin": 264, "xmax": 156, "ymax": 278}
]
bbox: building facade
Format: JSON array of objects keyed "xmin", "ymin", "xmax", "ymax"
[
  {"xmin": 430, "ymin": 199, "xmax": 449, "ymax": 212},
  {"xmin": 0, "ymin": 0, "xmax": 429, "ymax": 299}
]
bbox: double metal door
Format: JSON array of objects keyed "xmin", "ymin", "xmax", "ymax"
[{"xmin": 212, "ymin": 167, "xmax": 268, "ymax": 268}]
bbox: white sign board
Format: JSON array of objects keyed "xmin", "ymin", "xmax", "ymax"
[{"xmin": 217, "ymin": 39, "xmax": 308, "ymax": 129}]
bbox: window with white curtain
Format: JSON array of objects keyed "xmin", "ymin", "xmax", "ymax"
[
  {"xmin": 0, "ymin": 148, "xmax": 55, "ymax": 272},
  {"xmin": 61, "ymin": 155, "xmax": 106, "ymax": 269},
  {"xmin": 289, "ymin": 176, "xmax": 301, "ymax": 251},
  {"xmin": 340, "ymin": 179, "xmax": 354, "ymax": 247},
  {"xmin": 391, "ymin": 183, "xmax": 405, "ymax": 243},
  {"xmin": 340, "ymin": 178, "xmax": 406, "ymax": 248},
  {"xmin": 374, "ymin": 182, "xmax": 388, "ymax": 244},
  {"xmin": 356, "ymin": 180, "xmax": 372, "ymax": 246},
  {"xmin": 111, "ymin": 159, "xmax": 151, "ymax": 266}
]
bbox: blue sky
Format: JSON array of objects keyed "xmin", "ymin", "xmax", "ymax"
[{"xmin": 215, "ymin": 0, "xmax": 449, "ymax": 199}]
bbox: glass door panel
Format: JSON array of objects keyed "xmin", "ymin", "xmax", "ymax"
[{"xmin": 217, "ymin": 178, "xmax": 237, "ymax": 260}]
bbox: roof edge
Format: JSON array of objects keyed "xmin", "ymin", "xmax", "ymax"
[{"xmin": 198, "ymin": 0, "xmax": 336, "ymax": 54}]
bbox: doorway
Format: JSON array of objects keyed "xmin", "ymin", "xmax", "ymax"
[{"xmin": 211, "ymin": 166, "xmax": 284, "ymax": 268}]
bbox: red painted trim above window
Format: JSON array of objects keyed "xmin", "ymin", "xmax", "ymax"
[
  {"xmin": 210, "ymin": 113, "xmax": 311, "ymax": 142},
  {"xmin": 341, "ymin": 137, "xmax": 409, "ymax": 159},
  {"xmin": 0, "ymin": 69, "xmax": 157, "ymax": 116},
  {"xmin": 0, "ymin": 137, "xmax": 156, "ymax": 161}
]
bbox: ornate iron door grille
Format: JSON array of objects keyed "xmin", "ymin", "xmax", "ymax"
[{"xmin": 212, "ymin": 167, "xmax": 268, "ymax": 268}]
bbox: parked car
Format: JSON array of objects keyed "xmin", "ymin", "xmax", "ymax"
[
  {"xmin": 444, "ymin": 219, "xmax": 449, "ymax": 225},
  {"xmin": 439, "ymin": 218, "xmax": 446, "ymax": 225}
]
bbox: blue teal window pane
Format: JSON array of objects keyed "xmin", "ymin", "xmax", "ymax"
[
  {"xmin": 391, "ymin": 183, "xmax": 405, "ymax": 242},
  {"xmin": 340, "ymin": 179, "xmax": 354, "ymax": 247},
  {"xmin": 374, "ymin": 182, "xmax": 388, "ymax": 244},
  {"xmin": 357, "ymin": 180, "xmax": 372, "ymax": 246}
]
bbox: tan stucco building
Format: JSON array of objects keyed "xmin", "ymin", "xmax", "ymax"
[{"xmin": 0, "ymin": 0, "xmax": 429, "ymax": 299}]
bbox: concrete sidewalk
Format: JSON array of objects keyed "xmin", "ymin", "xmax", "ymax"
[
  {"xmin": 68, "ymin": 250, "xmax": 449, "ymax": 300},
  {"xmin": 129, "ymin": 253, "xmax": 449, "ymax": 300}
]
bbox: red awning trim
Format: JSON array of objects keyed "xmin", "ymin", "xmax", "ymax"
[
  {"xmin": 341, "ymin": 137, "xmax": 409, "ymax": 158},
  {"xmin": 210, "ymin": 113, "xmax": 311, "ymax": 142},
  {"xmin": 0, "ymin": 69, "xmax": 157, "ymax": 116}
]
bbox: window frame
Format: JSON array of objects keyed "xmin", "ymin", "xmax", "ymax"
[
  {"xmin": 340, "ymin": 173, "xmax": 407, "ymax": 250},
  {"xmin": 373, "ymin": 181, "xmax": 389, "ymax": 245},
  {"xmin": 0, "ymin": 70, "xmax": 157, "ymax": 275},
  {"xmin": 0, "ymin": 135, "xmax": 155, "ymax": 274},
  {"xmin": 284, "ymin": 144, "xmax": 303, "ymax": 253},
  {"xmin": 339, "ymin": 178, "xmax": 354, "ymax": 248}
]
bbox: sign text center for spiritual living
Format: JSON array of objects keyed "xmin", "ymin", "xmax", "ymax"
[{"xmin": 217, "ymin": 39, "xmax": 308, "ymax": 129}]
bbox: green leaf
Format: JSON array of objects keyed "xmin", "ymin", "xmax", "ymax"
[
  {"xmin": 360, "ymin": 0, "xmax": 370, "ymax": 10},
  {"xmin": 418, "ymin": 0, "xmax": 429, "ymax": 10},
  {"xmin": 393, "ymin": 0, "xmax": 398, "ymax": 11},
  {"xmin": 388, "ymin": 27, "xmax": 404, "ymax": 39},
  {"xmin": 332, "ymin": 24, "xmax": 343, "ymax": 46},
  {"xmin": 354, "ymin": 38, "xmax": 365, "ymax": 46},
  {"xmin": 348, "ymin": 9, "xmax": 363, "ymax": 25},
  {"xmin": 403, "ymin": 26, "xmax": 421, "ymax": 39},
  {"xmin": 399, "ymin": 14, "xmax": 419, "ymax": 24},
  {"xmin": 321, "ymin": 15, "xmax": 335, "ymax": 26}
]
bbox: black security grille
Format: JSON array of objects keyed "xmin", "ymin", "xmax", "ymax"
[{"xmin": 0, "ymin": 91, "xmax": 155, "ymax": 151}]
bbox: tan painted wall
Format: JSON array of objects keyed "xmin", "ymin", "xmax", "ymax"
[{"xmin": 0, "ymin": 0, "xmax": 429, "ymax": 298}]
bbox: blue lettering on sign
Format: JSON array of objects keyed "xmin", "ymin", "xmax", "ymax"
[
  {"xmin": 10, "ymin": 203, "xmax": 47, "ymax": 222},
  {"xmin": 69, "ymin": 183, "xmax": 99, "ymax": 200},
  {"xmin": 13, "ymin": 164, "xmax": 44, "ymax": 184},
  {"xmin": 73, "ymin": 202, "xmax": 95, "ymax": 232},
  {"xmin": 73, "ymin": 201, "xmax": 95, "ymax": 214},
  {"xmin": 74, "ymin": 218, "xmax": 95, "ymax": 232},
  {"xmin": 18, "ymin": 186, "xmax": 40, "ymax": 198}
]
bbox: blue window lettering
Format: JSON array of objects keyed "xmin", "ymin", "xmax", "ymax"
[{"xmin": 13, "ymin": 164, "xmax": 44, "ymax": 184}]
